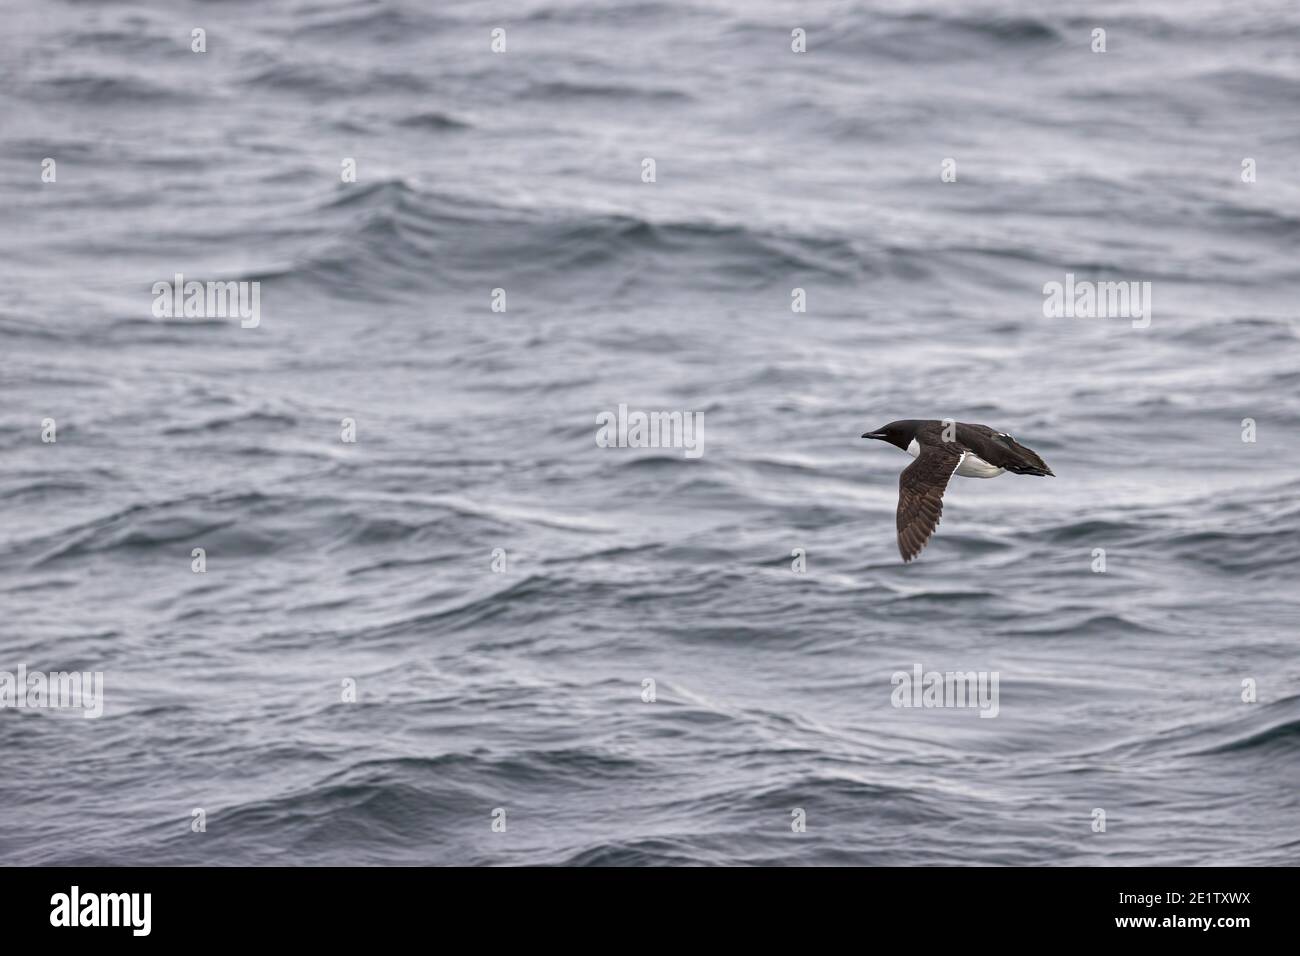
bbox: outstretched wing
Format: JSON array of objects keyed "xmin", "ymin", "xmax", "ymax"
[{"xmin": 896, "ymin": 444, "xmax": 965, "ymax": 562}]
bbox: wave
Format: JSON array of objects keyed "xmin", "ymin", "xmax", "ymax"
[
  {"xmin": 1091, "ymin": 697, "xmax": 1300, "ymax": 761},
  {"xmin": 892, "ymin": 11, "xmax": 1062, "ymax": 45},
  {"xmin": 1197, "ymin": 68, "xmax": 1300, "ymax": 103},
  {"xmin": 0, "ymin": 315, "xmax": 71, "ymax": 342},
  {"xmin": 1202, "ymin": 717, "xmax": 1300, "ymax": 755},
  {"xmin": 66, "ymin": 29, "xmax": 181, "ymax": 57},
  {"xmin": 162, "ymin": 411, "xmax": 299, "ymax": 436},
  {"xmin": 558, "ymin": 839, "xmax": 715, "ymax": 866},
  {"xmin": 243, "ymin": 179, "xmax": 875, "ymax": 297},
  {"xmin": 239, "ymin": 62, "xmax": 428, "ymax": 97},
  {"xmin": 521, "ymin": 80, "xmax": 691, "ymax": 103},
  {"xmin": 394, "ymin": 111, "xmax": 472, "ymax": 131},
  {"xmin": 762, "ymin": 10, "xmax": 1064, "ymax": 62},
  {"xmin": 35, "ymin": 73, "xmax": 195, "ymax": 104},
  {"xmin": 10, "ymin": 493, "xmax": 272, "ymax": 568},
  {"xmin": 3, "ymin": 486, "xmax": 546, "ymax": 571},
  {"xmin": 1163, "ymin": 527, "xmax": 1300, "ymax": 574},
  {"xmin": 159, "ymin": 747, "xmax": 657, "ymax": 862},
  {"xmin": 522, "ymin": 2, "xmax": 707, "ymax": 27},
  {"xmin": 288, "ymin": 1, "xmax": 444, "ymax": 43}
]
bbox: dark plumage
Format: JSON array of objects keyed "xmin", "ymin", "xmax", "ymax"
[{"xmin": 861, "ymin": 419, "xmax": 1054, "ymax": 562}]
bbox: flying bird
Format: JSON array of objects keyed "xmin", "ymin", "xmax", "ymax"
[{"xmin": 861, "ymin": 420, "xmax": 1054, "ymax": 562}]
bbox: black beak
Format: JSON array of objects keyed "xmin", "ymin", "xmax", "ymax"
[{"xmin": 861, "ymin": 432, "xmax": 886, "ymax": 440}]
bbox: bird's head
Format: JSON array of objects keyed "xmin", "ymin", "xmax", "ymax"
[{"xmin": 860, "ymin": 420, "xmax": 916, "ymax": 451}]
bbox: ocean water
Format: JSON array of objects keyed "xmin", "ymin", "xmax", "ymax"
[{"xmin": 1, "ymin": 0, "xmax": 1298, "ymax": 866}]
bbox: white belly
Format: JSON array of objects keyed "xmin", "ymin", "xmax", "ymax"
[
  {"xmin": 906, "ymin": 439, "xmax": 1005, "ymax": 479},
  {"xmin": 955, "ymin": 455, "xmax": 1005, "ymax": 478}
]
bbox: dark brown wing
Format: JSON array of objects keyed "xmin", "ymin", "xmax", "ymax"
[{"xmin": 896, "ymin": 444, "xmax": 965, "ymax": 562}]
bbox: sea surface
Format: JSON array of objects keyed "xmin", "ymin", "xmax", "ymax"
[{"xmin": 1, "ymin": 0, "xmax": 1298, "ymax": 865}]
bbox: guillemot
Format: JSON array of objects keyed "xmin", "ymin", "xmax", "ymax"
[{"xmin": 861, "ymin": 420, "xmax": 1054, "ymax": 562}]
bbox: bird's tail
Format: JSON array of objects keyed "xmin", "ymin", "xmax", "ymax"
[{"xmin": 1003, "ymin": 438, "xmax": 1055, "ymax": 477}]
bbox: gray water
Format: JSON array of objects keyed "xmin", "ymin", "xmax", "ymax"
[{"xmin": 2, "ymin": 0, "xmax": 1298, "ymax": 866}]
